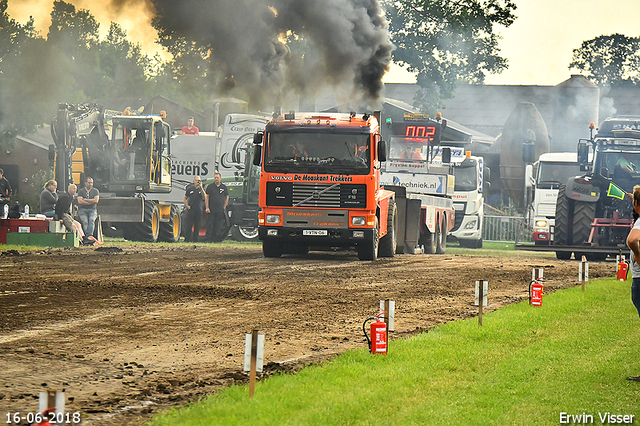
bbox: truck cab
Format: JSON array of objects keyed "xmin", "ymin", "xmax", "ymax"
[
  {"xmin": 450, "ymin": 150, "xmax": 485, "ymax": 248},
  {"xmin": 531, "ymin": 152, "xmax": 580, "ymax": 245}
]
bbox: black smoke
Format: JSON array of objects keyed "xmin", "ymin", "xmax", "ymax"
[{"xmin": 150, "ymin": 0, "xmax": 392, "ymax": 108}]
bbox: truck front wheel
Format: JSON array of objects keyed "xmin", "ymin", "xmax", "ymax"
[
  {"xmin": 263, "ymin": 240, "xmax": 283, "ymax": 258},
  {"xmin": 358, "ymin": 218, "xmax": 379, "ymax": 261}
]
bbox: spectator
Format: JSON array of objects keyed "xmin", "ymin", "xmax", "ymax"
[
  {"xmin": 0, "ymin": 168, "xmax": 12, "ymax": 212},
  {"xmin": 182, "ymin": 117, "xmax": 199, "ymax": 135},
  {"xmin": 55, "ymin": 184, "xmax": 84, "ymax": 240},
  {"xmin": 205, "ymin": 172, "xmax": 229, "ymax": 242},
  {"xmin": 77, "ymin": 177, "xmax": 100, "ymax": 237},
  {"xmin": 183, "ymin": 176, "xmax": 205, "ymax": 242},
  {"xmin": 625, "ymin": 185, "xmax": 640, "ymax": 382},
  {"xmin": 39, "ymin": 180, "xmax": 58, "ymax": 218},
  {"xmin": 400, "ymin": 145, "xmax": 422, "ymax": 160}
]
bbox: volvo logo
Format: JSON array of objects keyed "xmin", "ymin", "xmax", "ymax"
[
  {"xmin": 312, "ymin": 191, "xmax": 320, "ymax": 199},
  {"xmin": 275, "ymin": 187, "xmax": 281, "ymax": 193},
  {"xmin": 352, "ymin": 188, "xmax": 358, "ymax": 195}
]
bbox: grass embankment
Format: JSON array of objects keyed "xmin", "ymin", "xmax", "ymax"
[{"xmin": 149, "ymin": 277, "xmax": 640, "ymax": 426}]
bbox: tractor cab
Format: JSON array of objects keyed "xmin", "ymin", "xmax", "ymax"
[{"xmin": 109, "ymin": 115, "xmax": 172, "ymax": 195}]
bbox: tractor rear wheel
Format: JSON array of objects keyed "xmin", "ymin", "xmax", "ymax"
[
  {"xmin": 554, "ymin": 185, "xmax": 572, "ymax": 245},
  {"xmin": 572, "ymin": 200, "xmax": 596, "ymax": 246},
  {"xmin": 379, "ymin": 200, "xmax": 397, "ymax": 258}
]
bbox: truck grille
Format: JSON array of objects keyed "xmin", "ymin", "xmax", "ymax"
[
  {"xmin": 266, "ymin": 182, "xmax": 366, "ymax": 208},
  {"xmin": 293, "ymin": 183, "xmax": 341, "ymax": 207}
]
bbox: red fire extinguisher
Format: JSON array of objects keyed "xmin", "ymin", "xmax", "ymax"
[
  {"xmin": 617, "ymin": 255, "xmax": 629, "ymax": 281},
  {"xmin": 363, "ymin": 312, "xmax": 387, "ymax": 355}
]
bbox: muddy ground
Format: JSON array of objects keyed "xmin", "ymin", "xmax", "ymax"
[{"xmin": 0, "ymin": 243, "xmax": 613, "ymax": 425}]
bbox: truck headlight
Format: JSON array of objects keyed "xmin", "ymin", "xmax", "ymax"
[
  {"xmin": 536, "ymin": 219, "xmax": 548, "ymax": 228},
  {"xmin": 464, "ymin": 219, "xmax": 477, "ymax": 230},
  {"xmin": 352, "ymin": 216, "xmax": 366, "ymax": 226},
  {"xmin": 266, "ymin": 214, "xmax": 281, "ymax": 224}
]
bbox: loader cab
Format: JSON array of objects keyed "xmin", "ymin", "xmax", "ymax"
[{"xmin": 109, "ymin": 116, "xmax": 172, "ymax": 194}]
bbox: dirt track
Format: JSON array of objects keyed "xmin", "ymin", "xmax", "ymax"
[{"xmin": 0, "ymin": 244, "xmax": 613, "ymax": 425}]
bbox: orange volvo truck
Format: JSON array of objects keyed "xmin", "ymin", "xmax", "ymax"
[{"xmin": 253, "ymin": 111, "xmax": 397, "ymax": 260}]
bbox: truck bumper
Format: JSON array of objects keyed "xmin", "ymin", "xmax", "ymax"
[
  {"xmin": 449, "ymin": 214, "xmax": 482, "ymax": 241},
  {"xmin": 259, "ymin": 226, "xmax": 375, "ymax": 247}
]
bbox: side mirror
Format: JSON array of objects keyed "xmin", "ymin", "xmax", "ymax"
[
  {"xmin": 378, "ymin": 140, "xmax": 387, "ymax": 162},
  {"xmin": 522, "ymin": 141, "xmax": 535, "ymax": 164},
  {"xmin": 577, "ymin": 140, "xmax": 589, "ymax": 168},
  {"xmin": 442, "ymin": 147, "xmax": 451, "ymax": 164},
  {"xmin": 253, "ymin": 145, "xmax": 262, "ymax": 166},
  {"xmin": 253, "ymin": 132, "xmax": 263, "ymax": 145},
  {"xmin": 48, "ymin": 144, "xmax": 56, "ymax": 168},
  {"xmin": 484, "ymin": 166, "xmax": 491, "ymax": 183}
]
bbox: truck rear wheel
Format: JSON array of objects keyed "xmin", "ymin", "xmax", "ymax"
[
  {"xmin": 436, "ymin": 214, "xmax": 447, "ymax": 254},
  {"xmin": 159, "ymin": 204, "xmax": 181, "ymax": 242},
  {"xmin": 358, "ymin": 218, "xmax": 379, "ymax": 261},
  {"xmin": 421, "ymin": 223, "xmax": 436, "ymax": 254},
  {"xmin": 263, "ymin": 240, "xmax": 283, "ymax": 258},
  {"xmin": 379, "ymin": 200, "xmax": 397, "ymax": 258}
]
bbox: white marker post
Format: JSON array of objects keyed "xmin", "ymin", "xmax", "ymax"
[
  {"xmin": 38, "ymin": 390, "xmax": 64, "ymax": 420},
  {"xmin": 379, "ymin": 300, "xmax": 395, "ymax": 331},
  {"xmin": 475, "ymin": 280, "xmax": 488, "ymax": 326},
  {"xmin": 243, "ymin": 329, "xmax": 264, "ymax": 398},
  {"xmin": 579, "ymin": 256, "xmax": 589, "ymax": 291}
]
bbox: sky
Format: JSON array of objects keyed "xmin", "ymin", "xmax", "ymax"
[{"xmin": 7, "ymin": 0, "xmax": 640, "ymax": 87}]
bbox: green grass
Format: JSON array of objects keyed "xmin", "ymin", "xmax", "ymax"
[
  {"xmin": 447, "ymin": 241, "xmax": 558, "ymax": 259},
  {"xmin": 148, "ymin": 277, "xmax": 640, "ymax": 426}
]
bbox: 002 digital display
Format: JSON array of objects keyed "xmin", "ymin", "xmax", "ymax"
[{"xmin": 404, "ymin": 125, "xmax": 436, "ymax": 138}]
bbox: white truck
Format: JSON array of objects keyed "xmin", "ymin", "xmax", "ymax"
[
  {"xmin": 449, "ymin": 149, "xmax": 486, "ymax": 248},
  {"xmin": 379, "ymin": 117, "xmax": 456, "ymax": 254},
  {"xmin": 531, "ymin": 152, "xmax": 580, "ymax": 245},
  {"xmin": 216, "ymin": 113, "xmax": 270, "ymax": 179}
]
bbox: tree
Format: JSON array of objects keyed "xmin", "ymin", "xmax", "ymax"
[
  {"xmin": 384, "ymin": 0, "xmax": 516, "ymax": 113},
  {"xmin": 569, "ymin": 34, "xmax": 640, "ymax": 86}
]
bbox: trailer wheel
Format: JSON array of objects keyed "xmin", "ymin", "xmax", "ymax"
[
  {"xmin": 263, "ymin": 240, "xmax": 283, "ymax": 258},
  {"xmin": 421, "ymin": 223, "xmax": 437, "ymax": 254},
  {"xmin": 554, "ymin": 185, "xmax": 572, "ymax": 245},
  {"xmin": 159, "ymin": 204, "xmax": 181, "ymax": 242},
  {"xmin": 379, "ymin": 200, "xmax": 397, "ymax": 258},
  {"xmin": 231, "ymin": 225, "xmax": 259, "ymax": 241},
  {"xmin": 358, "ymin": 218, "xmax": 379, "ymax": 261},
  {"xmin": 436, "ymin": 214, "xmax": 447, "ymax": 254},
  {"xmin": 128, "ymin": 201, "xmax": 160, "ymax": 242}
]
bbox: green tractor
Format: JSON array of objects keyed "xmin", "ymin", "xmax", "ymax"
[{"xmin": 203, "ymin": 143, "xmax": 260, "ymax": 241}]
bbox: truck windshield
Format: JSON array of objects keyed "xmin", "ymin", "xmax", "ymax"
[
  {"xmin": 536, "ymin": 162, "xmax": 581, "ymax": 189},
  {"xmin": 264, "ymin": 131, "xmax": 370, "ymax": 174},
  {"xmin": 454, "ymin": 165, "xmax": 477, "ymax": 191},
  {"xmin": 388, "ymin": 136, "xmax": 429, "ymax": 161}
]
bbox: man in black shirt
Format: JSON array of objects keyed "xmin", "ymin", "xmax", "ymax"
[
  {"xmin": 0, "ymin": 168, "xmax": 12, "ymax": 214},
  {"xmin": 205, "ymin": 172, "xmax": 229, "ymax": 242},
  {"xmin": 183, "ymin": 176, "xmax": 205, "ymax": 242}
]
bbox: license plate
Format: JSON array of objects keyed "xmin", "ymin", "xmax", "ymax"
[{"xmin": 303, "ymin": 230, "xmax": 328, "ymax": 236}]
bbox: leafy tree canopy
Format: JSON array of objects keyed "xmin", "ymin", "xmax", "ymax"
[
  {"xmin": 569, "ymin": 34, "xmax": 640, "ymax": 86},
  {"xmin": 384, "ymin": 0, "xmax": 516, "ymax": 113}
]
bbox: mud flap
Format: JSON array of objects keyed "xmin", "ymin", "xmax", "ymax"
[{"xmin": 405, "ymin": 199, "xmax": 422, "ymax": 252}]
